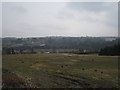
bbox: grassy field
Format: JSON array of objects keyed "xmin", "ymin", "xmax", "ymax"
[{"xmin": 2, "ymin": 53, "xmax": 119, "ymax": 88}]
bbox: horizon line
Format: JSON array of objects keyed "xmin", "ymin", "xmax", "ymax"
[{"xmin": 1, "ymin": 35, "xmax": 119, "ymax": 38}]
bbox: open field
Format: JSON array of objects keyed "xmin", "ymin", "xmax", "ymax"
[{"xmin": 2, "ymin": 53, "xmax": 119, "ymax": 88}]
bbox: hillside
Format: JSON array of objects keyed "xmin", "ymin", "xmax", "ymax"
[{"xmin": 2, "ymin": 37, "xmax": 118, "ymax": 54}]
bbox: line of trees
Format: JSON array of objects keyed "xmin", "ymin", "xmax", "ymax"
[
  {"xmin": 2, "ymin": 48, "xmax": 15, "ymax": 54},
  {"xmin": 2, "ymin": 48, "xmax": 36, "ymax": 55},
  {"xmin": 99, "ymin": 44, "xmax": 120, "ymax": 56}
]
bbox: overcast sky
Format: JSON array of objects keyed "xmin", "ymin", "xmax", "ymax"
[{"xmin": 2, "ymin": 2, "xmax": 118, "ymax": 37}]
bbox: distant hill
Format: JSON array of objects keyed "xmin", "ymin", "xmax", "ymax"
[{"xmin": 2, "ymin": 37, "xmax": 119, "ymax": 54}]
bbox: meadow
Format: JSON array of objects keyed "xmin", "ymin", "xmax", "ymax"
[{"xmin": 2, "ymin": 53, "xmax": 119, "ymax": 88}]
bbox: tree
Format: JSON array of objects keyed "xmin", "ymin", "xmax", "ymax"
[
  {"xmin": 99, "ymin": 44, "xmax": 120, "ymax": 56},
  {"xmin": 11, "ymin": 48, "xmax": 15, "ymax": 54}
]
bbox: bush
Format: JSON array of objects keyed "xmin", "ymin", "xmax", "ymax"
[{"xmin": 99, "ymin": 44, "xmax": 120, "ymax": 56}]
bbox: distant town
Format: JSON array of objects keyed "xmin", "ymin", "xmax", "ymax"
[{"xmin": 2, "ymin": 36, "xmax": 119, "ymax": 55}]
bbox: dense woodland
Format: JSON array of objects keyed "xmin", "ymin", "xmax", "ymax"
[
  {"xmin": 99, "ymin": 44, "xmax": 120, "ymax": 56},
  {"xmin": 2, "ymin": 37, "xmax": 119, "ymax": 55}
]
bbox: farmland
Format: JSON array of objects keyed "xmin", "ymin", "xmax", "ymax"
[{"xmin": 2, "ymin": 53, "xmax": 119, "ymax": 88}]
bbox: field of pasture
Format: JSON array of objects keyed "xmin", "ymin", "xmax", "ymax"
[{"xmin": 2, "ymin": 53, "xmax": 119, "ymax": 88}]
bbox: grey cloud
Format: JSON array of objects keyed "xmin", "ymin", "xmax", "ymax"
[
  {"xmin": 67, "ymin": 2, "xmax": 115, "ymax": 12},
  {"xmin": 118, "ymin": 2, "xmax": 120, "ymax": 37},
  {"xmin": 0, "ymin": 3, "xmax": 1, "ymax": 37},
  {"xmin": 11, "ymin": 6, "xmax": 27, "ymax": 13},
  {"xmin": 2, "ymin": 2, "xmax": 118, "ymax": 37},
  {"xmin": 3, "ymin": 2, "xmax": 27, "ymax": 13},
  {"xmin": 40, "ymin": 24, "xmax": 66, "ymax": 31},
  {"xmin": 67, "ymin": 2, "xmax": 118, "ymax": 27}
]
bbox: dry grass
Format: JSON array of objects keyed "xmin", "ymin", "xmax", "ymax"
[{"xmin": 2, "ymin": 53, "xmax": 119, "ymax": 88}]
